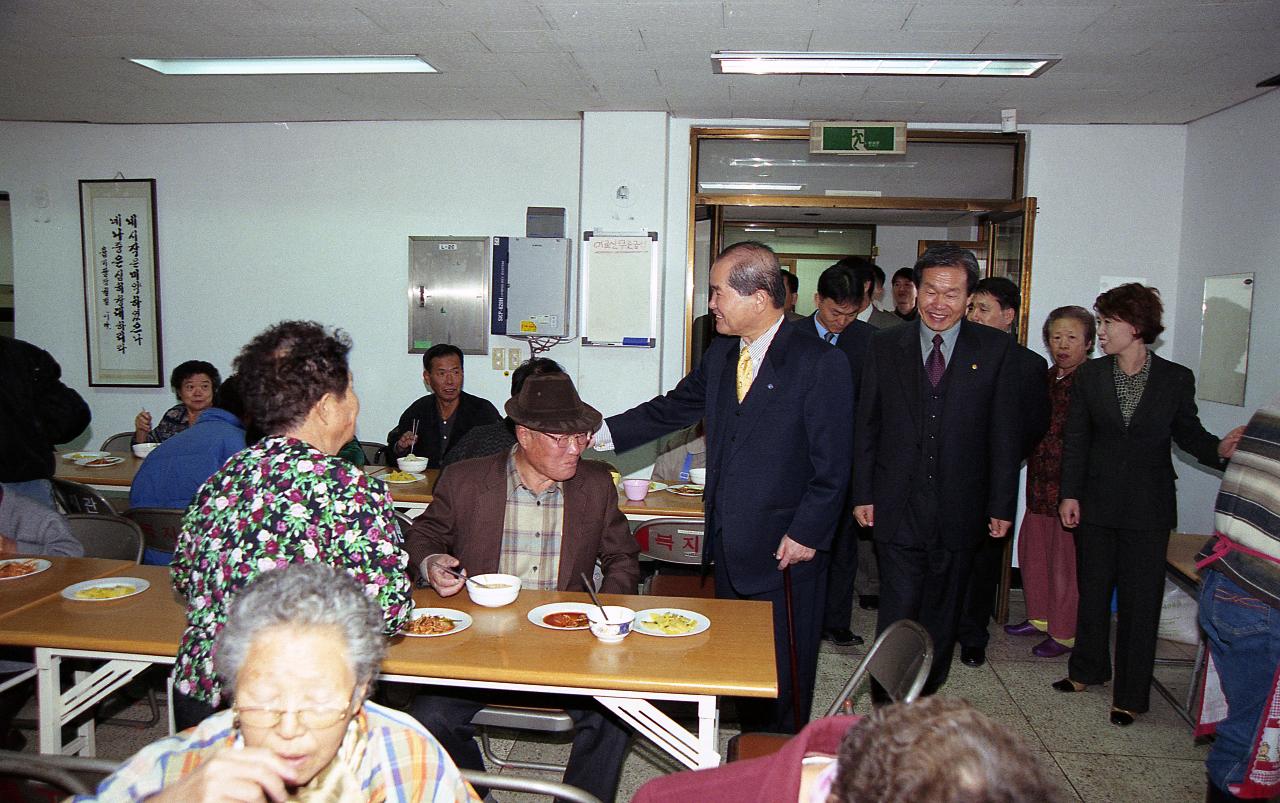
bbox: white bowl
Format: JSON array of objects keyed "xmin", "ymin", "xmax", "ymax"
[
  {"xmin": 398, "ymin": 456, "xmax": 429, "ymax": 473},
  {"xmin": 587, "ymin": 605, "xmax": 636, "ymax": 644},
  {"xmin": 688, "ymin": 467, "xmax": 707, "ymax": 485},
  {"xmin": 131, "ymin": 442, "xmax": 159, "ymax": 459},
  {"xmin": 465, "ymin": 573, "xmax": 521, "ymax": 607}
]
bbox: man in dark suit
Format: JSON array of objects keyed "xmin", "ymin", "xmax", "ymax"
[
  {"xmin": 853, "ymin": 245, "xmax": 1022, "ymax": 693},
  {"xmin": 595, "ymin": 241, "xmax": 853, "ymax": 733},
  {"xmin": 386, "ymin": 343, "xmax": 500, "ymax": 467},
  {"xmin": 796, "ymin": 262, "xmax": 875, "ymax": 647},
  {"xmin": 405, "ymin": 373, "xmax": 640, "ymax": 802},
  {"xmin": 955, "ymin": 277, "xmax": 1051, "ymax": 667}
]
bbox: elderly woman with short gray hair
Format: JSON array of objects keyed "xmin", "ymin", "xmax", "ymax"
[{"xmin": 76, "ymin": 564, "xmax": 479, "ymax": 803}]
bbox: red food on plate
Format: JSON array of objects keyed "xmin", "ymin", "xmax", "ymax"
[{"xmin": 543, "ymin": 612, "xmax": 589, "ymax": 628}]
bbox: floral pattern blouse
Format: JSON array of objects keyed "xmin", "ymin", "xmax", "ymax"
[
  {"xmin": 171, "ymin": 436, "xmax": 412, "ymax": 706},
  {"xmin": 1026, "ymin": 369, "xmax": 1078, "ymax": 515},
  {"xmin": 147, "ymin": 404, "xmax": 191, "ymax": 444}
]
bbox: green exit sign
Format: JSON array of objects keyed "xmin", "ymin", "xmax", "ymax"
[{"xmin": 810, "ymin": 121, "xmax": 907, "ymax": 155}]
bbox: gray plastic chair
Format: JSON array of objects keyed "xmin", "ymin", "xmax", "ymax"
[
  {"xmin": 634, "ymin": 517, "xmax": 714, "ymax": 597},
  {"xmin": 359, "ymin": 440, "xmax": 385, "ymax": 465},
  {"xmin": 122, "ymin": 507, "xmax": 185, "ymax": 556},
  {"xmin": 51, "ymin": 479, "xmax": 117, "ymax": 516},
  {"xmin": 99, "ymin": 431, "xmax": 135, "ymax": 452},
  {"xmin": 64, "ymin": 514, "xmax": 144, "ymax": 562}
]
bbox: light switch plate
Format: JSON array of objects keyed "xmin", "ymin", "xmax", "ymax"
[
  {"xmin": 491, "ymin": 348, "xmax": 505, "ymax": 370},
  {"xmin": 507, "ymin": 348, "xmax": 522, "ymax": 368}
]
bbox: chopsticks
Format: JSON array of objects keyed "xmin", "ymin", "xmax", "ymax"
[{"xmin": 409, "ymin": 418, "xmax": 419, "ymax": 456}]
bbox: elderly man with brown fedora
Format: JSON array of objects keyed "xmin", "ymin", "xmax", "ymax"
[{"xmin": 405, "ymin": 372, "xmax": 639, "ymax": 802}]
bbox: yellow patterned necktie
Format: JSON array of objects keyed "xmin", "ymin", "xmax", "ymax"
[{"xmin": 736, "ymin": 347, "xmax": 753, "ymax": 402}]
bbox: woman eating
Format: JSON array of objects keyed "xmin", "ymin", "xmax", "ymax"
[
  {"xmin": 170, "ymin": 321, "xmax": 412, "ymax": 731},
  {"xmin": 77, "ymin": 564, "xmax": 478, "ymax": 802},
  {"xmin": 134, "ymin": 360, "xmax": 221, "ymax": 444},
  {"xmin": 1054, "ymin": 284, "xmax": 1243, "ymax": 726},
  {"xmin": 1004, "ymin": 306, "xmax": 1094, "ymax": 658}
]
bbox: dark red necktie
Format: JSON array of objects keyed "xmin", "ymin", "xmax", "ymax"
[{"xmin": 926, "ymin": 333, "xmax": 946, "ymax": 386}]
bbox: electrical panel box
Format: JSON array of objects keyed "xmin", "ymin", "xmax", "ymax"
[
  {"xmin": 408, "ymin": 236, "xmax": 490, "ymax": 355},
  {"xmin": 491, "ymin": 236, "xmax": 572, "ymax": 337}
]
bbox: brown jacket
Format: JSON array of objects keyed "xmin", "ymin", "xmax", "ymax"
[{"xmin": 405, "ymin": 451, "xmax": 640, "ymax": 594}]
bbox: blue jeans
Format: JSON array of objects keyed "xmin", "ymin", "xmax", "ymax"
[{"xmin": 1197, "ymin": 569, "xmax": 1280, "ymax": 793}]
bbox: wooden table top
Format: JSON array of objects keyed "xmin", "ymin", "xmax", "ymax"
[
  {"xmin": 52, "ymin": 451, "xmax": 141, "ymax": 488},
  {"xmin": 1168, "ymin": 532, "xmax": 1210, "ymax": 587},
  {"xmin": 0, "ymin": 565, "xmax": 774, "ymax": 699},
  {"xmin": 0, "ymin": 557, "xmax": 134, "ymax": 620}
]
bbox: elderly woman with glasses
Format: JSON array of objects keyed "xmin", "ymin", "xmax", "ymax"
[{"xmin": 76, "ymin": 564, "xmax": 478, "ymax": 802}]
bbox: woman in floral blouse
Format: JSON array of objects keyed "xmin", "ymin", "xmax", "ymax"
[{"xmin": 171, "ymin": 320, "xmax": 412, "ymax": 730}]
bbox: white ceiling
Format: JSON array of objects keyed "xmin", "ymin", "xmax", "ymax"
[{"xmin": 2, "ymin": 0, "xmax": 1276, "ymax": 126}]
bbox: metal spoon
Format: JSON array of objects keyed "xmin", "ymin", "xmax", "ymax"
[{"xmin": 437, "ymin": 564, "xmax": 501, "ymax": 589}]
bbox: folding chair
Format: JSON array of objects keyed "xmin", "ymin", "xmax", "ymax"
[
  {"xmin": 51, "ymin": 479, "xmax": 117, "ymax": 516},
  {"xmin": 64, "ymin": 514, "xmax": 143, "ymax": 562},
  {"xmin": 634, "ymin": 517, "xmax": 714, "ymax": 598},
  {"xmin": 726, "ymin": 619, "xmax": 934, "ymax": 762},
  {"xmin": 122, "ymin": 507, "xmax": 185, "ymax": 565},
  {"xmin": 359, "ymin": 440, "xmax": 386, "ymax": 466},
  {"xmin": 98, "ymin": 432, "xmax": 135, "ymax": 452}
]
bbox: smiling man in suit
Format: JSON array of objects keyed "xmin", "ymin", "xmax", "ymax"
[
  {"xmin": 853, "ymin": 245, "xmax": 1022, "ymax": 694},
  {"xmin": 594, "ymin": 241, "xmax": 853, "ymax": 733}
]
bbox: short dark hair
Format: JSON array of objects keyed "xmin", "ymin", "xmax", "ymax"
[
  {"xmin": 835, "ymin": 256, "xmax": 876, "ymax": 299},
  {"xmin": 170, "ymin": 360, "xmax": 221, "ymax": 400},
  {"xmin": 832, "ymin": 697, "xmax": 1063, "ymax": 803},
  {"xmin": 718, "ymin": 241, "xmax": 786, "ymax": 309},
  {"xmin": 973, "ymin": 277, "xmax": 1021, "ymax": 314},
  {"xmin": 1042, "ymin": 305, "xmax": 1096, "ymax": 352},
  {"xmin": 212, "ymin": 374, "xmax": 247, "ymax": 420},
  {"xmin": 871, "ymin": 264, "xmax": 885, "ymax": 288},
  {"xmin": 914, "ymin": 244, "xmax": 980, "ymax": 294},
  {"xmin": 510, "ymin": 357, "xmax": 563, "ymax": 396},
  {"xmin": 422, "ymin": 343, "xmax": 463, "ymax": 372},
  {"xmin": 780, "ymin": 270, "xmax": 799, "ymax": 295},
  {"xmin": 233, "ymin": 321, "xmax": 352, "ymax": 436},
  {"xmin": 892, "ymin": 267, "xmax": 914, "ymax": 284},
  {"xmin": 816, "ymin": 264, "xmax": 863, "ymax": 306},
  {"xmin": 1094, "ymin": 283, "xmax": 1164, "ymax": 344}
]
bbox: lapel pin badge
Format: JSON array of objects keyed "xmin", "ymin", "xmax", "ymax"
[
  {"xmin": 768, "ymin": 383, "xmax": 774, "ymax": 390},
  {"xmin": 971, "ymin": 364, "xmax": 978, "ymax": 370}
]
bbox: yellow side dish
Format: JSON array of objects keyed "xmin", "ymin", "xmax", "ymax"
[
  {"xmin": 642, "ymin": 611, "xmax": 697, "ymax": 634},
  {"xmin": 74, "ymin": 585, "xmax": 135, "ymax": 600},
  {"xmin": 385, "ymin": 470, "xmax": 416, "ymax": 482}
]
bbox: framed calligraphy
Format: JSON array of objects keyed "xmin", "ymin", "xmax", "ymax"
[{"xmin": 78, "ymin": 179, "xmax": 163, "ymax": 386}]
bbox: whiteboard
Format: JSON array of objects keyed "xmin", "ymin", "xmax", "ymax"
[{"xmin": 580, "ymin": 232, "xmax": 659, "ymax": 347}]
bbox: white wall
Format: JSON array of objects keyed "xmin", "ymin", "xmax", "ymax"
[
  {"xmin": 0, "ymin": 120, "xmax": 581, "ymax": 449},
  {"xmin": 1172, "ymin": 90, "xmax": 1280, "ymax": 534},
  {"xmin": 875, "ymin": 224, "xmax": 952, "ymax": 278}
]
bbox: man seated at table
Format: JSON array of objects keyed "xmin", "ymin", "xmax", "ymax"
[
  {"xmin": 440, "ymin": 357, "xmax": 564, "ymax": 468},
  {"xmin": 404, "ymin": 372, "xmax": 640, "ymax": 803},
  {"xmin": 386, "ymin": 344, "xmax": 500, "ymax": 468}
]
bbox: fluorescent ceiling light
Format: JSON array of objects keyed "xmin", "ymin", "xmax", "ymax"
[
  {"xmin": 699, "ymin": 181, "xmax": 803, "ymax": 192},
  {"xmin": 742, "ymin": 227, "xmax": 775, "ymax": 232},
  {"xmin": 129, "ymin": 56, "xmax": 436, "ymax": 75},
  {"xmin": 712, "ymin": 52, "xmax": 1058, "ymax": 78}
]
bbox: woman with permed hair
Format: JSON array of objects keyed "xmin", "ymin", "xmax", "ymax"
[
  {"xmin": 133, "ymin": 359, "xmax": 222, "ymax": 444},
  {"xmin": 1053, "ymin": 284, "xmax": 1244, "ymax": 727}
]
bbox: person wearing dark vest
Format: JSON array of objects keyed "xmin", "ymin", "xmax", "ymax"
[
  {"xmin": 853, "ymin": 245, "xmax": 1022, "ymax": 694},
  {"xmin": 386, "ymin": 343, "xmax": 500, "ymax": 468},
  {"xmin": 596, "ymin": 241, "xmax": 853, "ymax": 734},
  {"xmin": 955, "ymin": 277, "xmax": 1051, "ymax": 668}
]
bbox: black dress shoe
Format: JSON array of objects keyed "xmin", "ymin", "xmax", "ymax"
[
  {"xmin": 858, "ymin": 594, "xmax": 879, "ymax": 610},
  {"xmin": 960, "ymin": 645, "xmax": 986, "ymax": 667},
  {"xmin": 824, "ymin": 628, "xmax": 865, "ymax": 647},
  {"xmin": 1052, "ymin": 678, "xmax": 1087, "ymax": 693},
  {"xmin": 1109, "ymin": 708, "xmax": 1136, "ymax": 727}
]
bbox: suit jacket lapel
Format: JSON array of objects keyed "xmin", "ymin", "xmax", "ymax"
[
  {"xmin": 556, "ymin": 470, "xmax": 588, "ymax": 590},
  {"xmin": 894, "ymin": 323, "xmax": 924, "ymax": 431},
  {"xmin": 724, "ymin": 323, "xmax": 789, "ymax": 464},
  {"xmin": 1097, "ymin": 354, "xmax": 1127, "ymax": 431}
]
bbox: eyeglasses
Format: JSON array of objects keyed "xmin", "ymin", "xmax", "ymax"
[
  {"xmin": 235, "ymin": 705, "xmax": 350, "ymax": 730},
  {"xmin": 539, "ymin": 432, "xmax": 592, "ymax": 450}
]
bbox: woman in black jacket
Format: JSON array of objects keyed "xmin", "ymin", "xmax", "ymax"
[{"xmin": 1053, "ymin": 283, "xmax": 1242, "ymax": 726}]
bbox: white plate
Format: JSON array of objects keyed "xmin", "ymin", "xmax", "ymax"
[
  {"xmin": 664, "ymin": 484, "xmax": 703, "ymax": 497},
  {"xmin": 402, "ymin": 607, "xmax": 472, "ymax": 638},
  {"xmin": 633, "ymin": 608, "xmax": 711, "ymax": 637},
  {"xmin": 61, "ymin": 576, "xmax": 150, "ymax": 601},
  {"xmin": 647, "ymin": 481, "xmax": 668, "ymax": 492},
  {"xmin": 381, "ymin": 471, "xmax": 426, "ymax": 485},
  {"xmin": 527, "ymin": 602, "xmax": 596, "ymax": 631},
  {"xmin": 62, "ymin": 451, "xmax": 109, "ymax": 462},
  {"xmin": 0, "ymin": 558, "xmax": 51, "ymax": 581},
  {"xmin": 74, "ymin": 456, "xmax": 125, "ymax": 468}
]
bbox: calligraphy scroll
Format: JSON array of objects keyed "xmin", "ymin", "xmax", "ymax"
[{"xmin": 79, "ymin": 179, "xmax": 162, "ymax": 386}]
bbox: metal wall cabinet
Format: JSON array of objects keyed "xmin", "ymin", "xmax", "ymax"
[{"xmin": 407, "ymin": 236, "xmax": 490, "ymax": 355}]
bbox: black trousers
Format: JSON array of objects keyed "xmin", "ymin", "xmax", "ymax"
[
  {"xmin": 957, "ymin": 535, "xmax": 1008, "ymax": 649},
  {"xmin": 822, "ymin": 514, "xmax": 860, "ymax": 632},
  {"xmin": 1068, "ymin": 524, "xmax": 1169, "ymax": 713},
  {"xmin": 409, "ymin": 690, "xmax": 629, "ymax": 803},
  {"xmin": 875, "ymin": 540, "xmax": 976, "ymax": 694}
]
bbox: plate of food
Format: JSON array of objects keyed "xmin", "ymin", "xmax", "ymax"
[
  {"xmin": 633, "ymin": 608, "xmax": 711, "ymax": 637},
  {"xmin": 74, "ymin": 455, "xmax": 125, "ymax": 468},
  {"xmin": 62, "ymin": 451, "xmax": 110, "ymax": 462},
  {"xmin": 647, "ymin": 481, "xmax": 668, "ymax": 493},
  {"xmin": 0, "ymin": 558, "xmax": 51, "ymax": 581},
  {"xmin": 664, "ymin": 484, "xmax": 703, "ymax": 497},
  {"xmin": 527, "ymin": 602, "xmax": 595, "ymax": 631},
  {"xmin": 61, "ymin": 577, "xmax": 150, "ymax": 601},
  {"xmin": 402, "ymin": 608, "xmax": 472, "ymax": 638},
  {"xmin": 381, "ymin": 470, "xmax": 426, "ymax": 485}
]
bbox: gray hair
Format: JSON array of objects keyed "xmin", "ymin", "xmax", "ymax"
[
  {"xmin": 719, "ymin": 241, "xmax": 786, "ymax": 309},
  {"xmin": 214, "ymin": 563, "xmax": 386, "ymax": 700}
]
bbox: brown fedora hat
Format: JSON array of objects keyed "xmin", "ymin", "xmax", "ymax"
[{"xmin": 505, "ymin": 373, "xmax": 602, "ymax": 435}]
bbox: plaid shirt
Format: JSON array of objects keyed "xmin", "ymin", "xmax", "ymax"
[
  {"xmin": 499, "ymin": 447, "xmax": 564, "ymax": 590},
  {"xmin": 73, "ymin": 701, "xmax": 480, "ymax": 803}
]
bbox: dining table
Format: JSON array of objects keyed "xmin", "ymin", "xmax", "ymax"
[{"xmin": 0, "ymin": 562, "xmax": 775, "ymax": 768}]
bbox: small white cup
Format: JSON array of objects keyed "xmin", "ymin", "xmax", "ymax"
[
  {"xmin": 688, "ymin": 467, "xmax": 707, "ymax": 486},
  {"xmin": 622, "ymin": 478, "xmax": 649, "ymax": 501},
  {"xmin": 398, "ymin": 456, "xmax": 429, "ymax": 473},
  {"xmin": 587, "ymin": 605, "xmax": 635, "ymax": 644},
  {"xmin": 131, "ymin": 442, "xmax": 159, "ymax": 459}
]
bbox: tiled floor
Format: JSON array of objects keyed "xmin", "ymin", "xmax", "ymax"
[{"xmin": 18, "ymin": 591, "xmax": 1212, "ymax": 802}]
